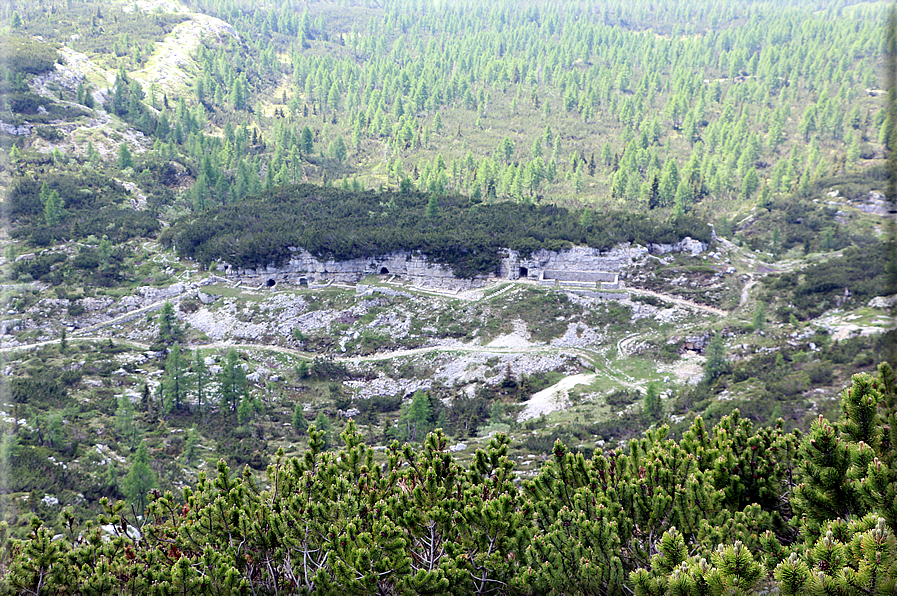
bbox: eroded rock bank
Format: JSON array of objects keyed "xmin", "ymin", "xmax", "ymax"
[{"xmin": 216, "ymin": 238, "xmax": 709, "ymax": 291}]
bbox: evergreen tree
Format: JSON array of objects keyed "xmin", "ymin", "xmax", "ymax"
[
  {"xmin": 237, "ymin": 392, "xmax": 262, "ymax": 425},
  {"xmin": 115, "ymin": 393, "xmax": 139, "ymax": 449},
  {"xmin": 182, "ymin": 427, "xmax": 199, "ymax": 464},
  {"xmin": 292, "ymin": 402, "xmax": 308, "ymax": 435},
  {"xmin": 163, "ymin": 343, "xmax": 188, "ymax": 414},
  {"xmin": 313, "ymin": 412, "xmax": 333, "ymax": 447},
  {"xmin": 40, "ymin": 183, "xmax": 64, "ymax": 227},
  {"xmin": 329, "ymin": 135, "xmax": 347, "ymax": 162},
  {"xmin": 118, "ymin": 143, "xmax": 133, "ymax": 170},
  {"xmin": 399, "ymin": 390, "xmax": 431, "ymax": 442},
  {"xmin": 218, "ymin": 349, "xmax": 247, "ymax": 414},
  {"xmin": 193, "ymin": 350, "xmax": 207, "ymax": 410},
  {"xmin": 123, "ymin": 441, "xmax": 156, "ymax": 517},
  {"xmin": 296, "ymin": 359, "xmax": 310, "ymax": 379},
  {"xmin": 155, "ymin": 301, "xmax": 181, "ymax": 348},
  {"xmin": 742, "ymin": 167, "xmax": 760, "ymax": 200},
  {"xmin": 644, "ymin": 382, "xmax": 661, "ymax": 421},
  {"xmin": 704, "ymin": 334, "xmax": 728, "ymax": 381},
  {"xmin": 301, "ymin": 126, "xmax": 314, "ymax": 154},
  {"xmin": 425, "ymin": 194, "xmax": 439, "ymax": 218}
]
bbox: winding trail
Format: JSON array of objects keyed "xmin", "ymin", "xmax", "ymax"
[
  {"xmin": 626, "ymin": 287, "xmax": 728, "ymax": 317},
  {"xmin": 517, "ymin": 373, "xmax": 598, "ymax": 422},
  {"xmin": 739, "ymin": 274, "xmax": 757, "ymax": 309},
  {"xmin": 2, "ymin": 273, "xmax": 739, "ymax": 425},
  {"xmin": 617, "ymin": 333, "xmax": 641, "ymax": 359}
]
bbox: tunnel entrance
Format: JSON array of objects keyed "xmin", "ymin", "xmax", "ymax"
[
  {"xmin": 380, "ymin": 267, "xmax": 390, "ymax": 275},
  {"xmin": 519, "ymin": 267, "xmax": 529, "ymax": 279},
  {"xmin": 299, "ymin": 278, "xmax": 308, "ymax": 286},
  {"xmin": 266, "ymin": 279, "xmax": 276, "ymax": 287}
]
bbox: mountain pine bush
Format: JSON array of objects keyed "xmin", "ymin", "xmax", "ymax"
[{"xmin": 2, "ymin": 365, "xmax": 896, "ymax": 594}]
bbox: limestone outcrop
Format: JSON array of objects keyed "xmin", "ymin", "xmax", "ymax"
[
  {"xmin": 217, "ymin": 248, "xmax": 481, "ymax": 291},
  {"xmin": 216, "ymin": 238, "xmax": 708, "ymax": 290}
]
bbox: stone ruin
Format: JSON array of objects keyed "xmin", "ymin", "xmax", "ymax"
[{"xmin": 215, "ymin": 237, "xmax": 708, "ymax": 293}]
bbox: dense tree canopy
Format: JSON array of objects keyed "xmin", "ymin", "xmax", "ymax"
[
  {"xmin": 3, "ymin": 364, "xmax": 896, "ymax": 594},
  {"xmin": 160, "ymin": 183, "xmax": 711, "ymax": 277}
]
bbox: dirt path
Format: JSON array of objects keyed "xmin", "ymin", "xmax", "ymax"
[
  {"xmin": 617, "ymin": 333, "xmax": 641, "ymax": 358},
  {"xmin": 71, "ymin": 299, "xmax": 173, "ymax": 337},
  {"xmin": 517, "ymin": 373, "xmax": 598, "ymax": 421},
  {"xmin": 0, "ymin": 335, "xmax": 563, "ymax": 362},
  {"xmin": 739, "ymin": 274, "xmax": 756, "ymax": 309},
  {"xmin": 627, "ymin": 287, "xmax": 728, "ymax": 317}
]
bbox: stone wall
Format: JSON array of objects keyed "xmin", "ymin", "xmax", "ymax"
[
  {"xmin": 217, "ymin": 238, "xmax": 707, "ymax": 290},
  {"xmin": 542, "ymin": 270, "xmax": 617, "ymax": 283},
  {"xmin": 217, "ymin": 248, "xmax": 487, "ymax": 291}
]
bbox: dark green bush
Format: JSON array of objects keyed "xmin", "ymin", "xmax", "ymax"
[
  {"xmin": 161, "ymin": 184, "xmax": 711, "ymax": 278},
  {"xmin": 2, "ymin": 38, "xmax": 60, "ymax": 74}
]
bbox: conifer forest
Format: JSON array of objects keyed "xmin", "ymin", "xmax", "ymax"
[{"xmin": 0, "ymin": 0, "xmax": 896, "ymax": 593}]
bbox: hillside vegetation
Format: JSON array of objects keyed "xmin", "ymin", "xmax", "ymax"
[
  {"xmin": 160, "ymin": 184, "xmax": 711, "ymax": 275},
  {"xmin": 4, "ymin": 367, "xmax": 897, "ymax": 595},
  {"xmin": 0, "ymin": 1, "xmax": 894, "ymax": 592}
]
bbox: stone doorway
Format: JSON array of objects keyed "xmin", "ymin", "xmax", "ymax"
[{"xmin": 518, "ymin": 267, "xmax": 529, "ymax": 279}]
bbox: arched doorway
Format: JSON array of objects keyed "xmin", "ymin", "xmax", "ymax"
[
  {"xmin": 266, "ymin": 279, "xmax": 276, "ymax": 287},
  {"xmin": 380, "ymin": 267, "xmax": 390, "ymax": 275}
]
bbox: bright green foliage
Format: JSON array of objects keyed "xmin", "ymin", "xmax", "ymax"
[
  {"xmin": 704, "ymin": 334, "xmax": 728, "ymax": 381},
  {"xmin": 843, "ymin": 373, "xmax": 882, "ymax": 446},
  {"xmin": 741, "ymin": 168, "xmax": 760, "ymax": 200},
  {"xmin": 855, "ymin": 364, "xmax": 897, "ymax": 532},
  {"xmin": 644, "ymin": 382, "xmax": 661, "ymax": 421},
  {"xmin": 774, "ymin": 515, "xmax": 897, "ymax": 596},
  {"xmin": 218, "ymin": 349, "xmax": 247, "ymax": 414},
  {"xmin": 398, "ymin": 389, "xmax": 432, "ymax": 441},
  {"xmin": 163, "ymin": 342, "xmax": 188, "ymax": 414},
  {"xmin": 522, "ymin": 439, "xmax": 628, "ymax": 594},
  {"xmin": 40, "ymin": 183, "xmax": 64, "ymax": 226},
  {"xmin": 292, "ymin": 402, "xmax": 308, "ymax": 435},
  {"xmin": 8, "ymin": 365, "xmax": 897, "ymax": 594},
  {"xmin": 792, "ymin": 415, "xmax": 861, "ymax": 537},
  {"xmin": 457, "ymin": 433, "xmax": 531, "ymax": 593},
  {"xmin": 313, "ymin": 412, "xmax": 333, "ymax": 447},
  {"xmin": 123, "ymin": 441, "xmax": 156, "ymax": 517},
  {"xmin": 117, "ymin": 143, "xmax": 133, "ymax": 170}
]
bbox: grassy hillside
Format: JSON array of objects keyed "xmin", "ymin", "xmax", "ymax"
[{"xmin": 0, "ymin": 0, "xmax": 892, "ymax": 546}]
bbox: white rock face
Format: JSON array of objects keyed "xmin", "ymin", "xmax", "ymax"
[
  {"xmin": 868, "ymin": 295, "xmax": 897, "ymax": 308},
  {"xmin": 647, "ymin": 237, "xmax": 708, "ymax": 256},
  {"xmin": 222, "ymin": 248, "xmax": 480, "ymax": 291},
  {"xmin": 220, "ymin": 240, "xmax": 707, "ymax": 289}
]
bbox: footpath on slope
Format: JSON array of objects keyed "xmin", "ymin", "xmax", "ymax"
[{"xmin": 517, "ymin": 373, "xmax": 598, "ymax": 422}]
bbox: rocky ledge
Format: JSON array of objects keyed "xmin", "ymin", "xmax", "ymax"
[{"xmin": 217, "ymin": 238, "xmax": 709, "ymax": 290}]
